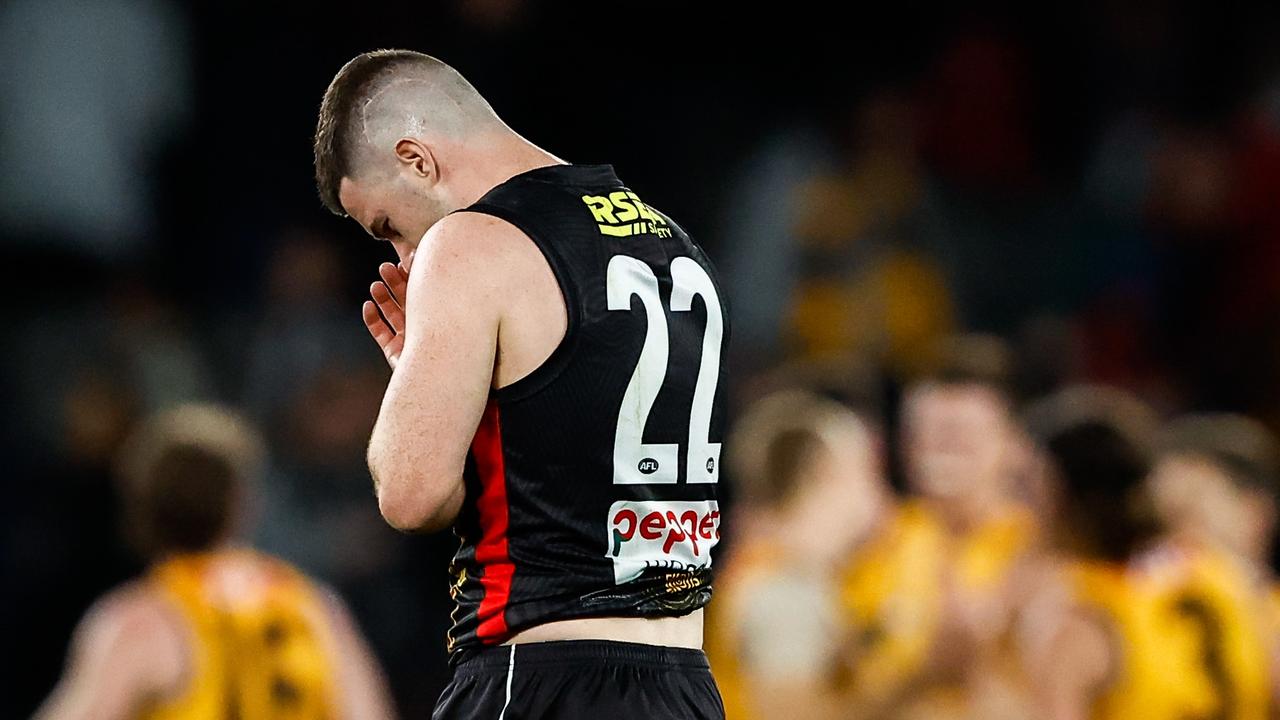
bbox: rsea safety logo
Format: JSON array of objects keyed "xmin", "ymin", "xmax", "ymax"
[
  {"xmin": 582, "ymin": 191, "xmax": 672, "ymax": 238},
  {"xmin": 606, "ymin": 499, "xmax": 719, "ymax": 585}
]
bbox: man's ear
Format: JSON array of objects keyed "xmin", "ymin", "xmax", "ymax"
[{"xmin": 394, "ymin": 138, "xmax": 437, "ymax": 181}]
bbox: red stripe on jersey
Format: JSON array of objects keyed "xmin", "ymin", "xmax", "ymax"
[{"xmin": 472, "ymin": 400, "xmax": 513, "ymax": 642}]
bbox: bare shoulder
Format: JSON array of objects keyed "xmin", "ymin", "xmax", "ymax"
[
  {"xmin": 409, "ymin": 211, "xmax": 561, "ymax": 346},
  {"xmin": 429, "ymin": 209, "xmax": 529, "ymax": 244},
  {"xmin": 418, "ymin": 211, "xmax": 543, "ymax": 280},
  {"xmin": 33, "ymin": 582, "xmax": 188, "ymax": 720},
  {"xmin": 81, "ymin": 582, "xmax": 179, "ymax": 647},
  {"xmin": 76, "ymin": 582, "xmax": 187, "ymax": 687}
]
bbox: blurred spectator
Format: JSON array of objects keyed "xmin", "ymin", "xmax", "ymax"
[
  {"xmin": 711, "ymin": 390, "xmax": 890, "ymax": 720},
  {"xmin": 784, "ymin": 91, "xmax": 957, "ymax": 379},
  {"xmin": 720, "ymin": 124, "xmax": 833, "ymax": 375},
  {"xmin": 1020, "ymin": 386, "xmax": 1162, "ymax": 720},
  {"xmin": 1023, "ymin": 385, "xmax": 1159, "ymax": 562},
  {"xmin": 1139, "ymin": 414, "xmax": 1279, "ymax": 716},
  {"xmin": 901, "ymin": 335, "xmax": 1024, "ymax": 527},
  {"xmin": 839, "ymin": 334, "xmax": 1040, "ymax": 719},
  {"xmin": 1146, "ymin": 414, "xmax": 1280, "ymax": 572},
  {"xmin": 33, "ymin": 403, "xmax": 396, "ymax": 720}
]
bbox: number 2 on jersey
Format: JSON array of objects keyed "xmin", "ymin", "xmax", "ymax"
[
  {"xmin": 1174, "ymin": 594, "xmax": 1234, "ymax": 720},
  {"xmin": 607, "ymin": 255, "xmax": 723, "ymax": 485}
]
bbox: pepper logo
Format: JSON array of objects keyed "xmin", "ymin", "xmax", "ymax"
[
  {"xmin": 606, "ymin": 500, "xmax": 719, "ymax": 585},
  {"xmin": 582, "ymin": 191, "xmax": 672, "ymax": 238}
]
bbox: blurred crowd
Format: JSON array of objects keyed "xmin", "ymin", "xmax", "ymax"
[
  {"xmin": 711, "ymin": 336, "xmax": 1280, "ymax": 720},
  {"xmin": 4, "ymin": 1, "xmax": 1280, "ymax": 718},
  {"xmin": 703, "ymin": 6, "xmax": 1280, "ymax": 716}
]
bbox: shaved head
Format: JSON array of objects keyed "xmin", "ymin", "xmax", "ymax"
[{"xmin": 314, "ymin": 49, "xmax": 502, "ymax": 216}]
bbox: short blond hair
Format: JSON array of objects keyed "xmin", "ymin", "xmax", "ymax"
[
  {"xmin": 116, "ymin": 404, "xmax": 264, "ymax": 556},
  {"xmin": 727, "ymin": 390, "xmax": 870, "ymax": 507}
]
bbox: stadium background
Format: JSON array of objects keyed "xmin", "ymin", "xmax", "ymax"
[{"xmin": 3, "ymin": 1, "xmax": 1280, "ymax": 716}]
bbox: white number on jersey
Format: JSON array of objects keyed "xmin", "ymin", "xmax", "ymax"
[{"xmin": 606, "ymin": 255, "xmax": 724, "ymax": 485}]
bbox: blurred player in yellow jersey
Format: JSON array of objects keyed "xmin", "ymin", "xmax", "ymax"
[
  {"xmin": 1021, "ymin": 386, "xmax": 1188, "ymax": 720},
  {"xmin": 1136, "ymin": 413, "xmax": 1280, "ymax": 720},
  {"xmin": 35, "ymin": 405, "xmax": 395, "ymax": 720},
  {"xmin": 709, "ymin": 389, "xmax": 892, "ymax": 720},
  {"xmin": 842, "ymin": 335, "xmax": 1041, "ymax": 719}
]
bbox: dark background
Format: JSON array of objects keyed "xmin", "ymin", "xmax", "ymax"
[{"xmin": 4, "ymin": 1, "xmax": 1280, "ymax": 716}]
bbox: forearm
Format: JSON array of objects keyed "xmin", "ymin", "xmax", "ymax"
[{"xmin": 367, "ymin": 406, "xmax": 465, "ymax": 532}]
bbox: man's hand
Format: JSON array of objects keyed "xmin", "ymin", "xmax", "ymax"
[{"xmin": 363, "ymin": 262, "xmax": 409, "ymax": 369}]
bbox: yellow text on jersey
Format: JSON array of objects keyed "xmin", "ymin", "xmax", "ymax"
[{"xmin": 581, "ymin": 191, "xmax": 672, "ymax": 238}]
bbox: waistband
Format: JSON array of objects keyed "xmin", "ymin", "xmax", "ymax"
[{"xmin": 452, "ymin": 640, "xmax": 710, "ymax": 674}]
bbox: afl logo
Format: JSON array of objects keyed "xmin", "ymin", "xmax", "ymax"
[
  {"xmin": 638, "ymin": 458, "xmax": 660, "ymax": 475},
  {"xmin": 705, "ymin": 458, "xmax": 715, "ymax": 474}
]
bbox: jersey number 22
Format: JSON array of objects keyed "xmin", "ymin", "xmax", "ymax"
[{"xmin": 607, "ymin": 255, "xmax": 723, "ymax": 486}]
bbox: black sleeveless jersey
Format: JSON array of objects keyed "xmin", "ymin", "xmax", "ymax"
[{"xmin": 445, "ymin": 164, "xmax": 729, "ymax": 659}]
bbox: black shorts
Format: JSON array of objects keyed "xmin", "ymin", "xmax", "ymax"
[{"xmin": 432, "ymin": 640, "xmax": 724, "ymax": 720}]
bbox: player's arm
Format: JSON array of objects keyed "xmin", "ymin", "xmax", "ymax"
[
  {"xmin": 366, "ymin": 213, "xmax": 505, "ymax": 531},
  {"xmin": 321, "ymin": 590, "xmax": 398, "ymax": 720},
  {"xmin": 1031, "ymin": 608, "xmax": 1113, "ymax": 720},
  {"xmin": 34, "ymin": 589, "xmax": 184, "ymax": 720}
]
